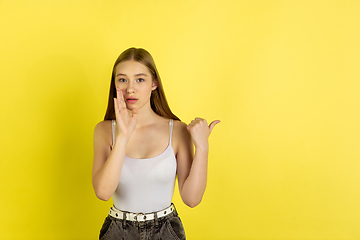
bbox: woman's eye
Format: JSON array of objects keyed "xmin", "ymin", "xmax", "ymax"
[
  {"xmin": 137, "ymin": 78, "xmax": 144, "ymax": 82},
  {"xmin": 118, "ymin": 78, "xmax": 127, "ymax": 82}
]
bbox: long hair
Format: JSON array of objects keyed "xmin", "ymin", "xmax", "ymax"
[{"xmin": 104, "ymin": 47, "xmax": 180, "ymax": 121}]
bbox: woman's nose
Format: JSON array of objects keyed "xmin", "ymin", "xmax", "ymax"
[{"xmin": 126, "ymin": 81, "xmax": 135, "ymax": 93}]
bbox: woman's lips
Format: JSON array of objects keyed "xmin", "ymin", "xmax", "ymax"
[{"xmin": 126, "ymin": 98, "xmax": 138, "ymax": 104}]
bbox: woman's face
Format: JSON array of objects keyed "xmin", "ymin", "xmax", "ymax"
[{"xmin": 114, "ymin": 60, "xmax": 157, "ymax": 110}]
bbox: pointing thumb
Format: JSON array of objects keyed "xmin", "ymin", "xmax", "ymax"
[{"xmin": 209, "ymin": 120, "xmax": 221, "ymax": 133}]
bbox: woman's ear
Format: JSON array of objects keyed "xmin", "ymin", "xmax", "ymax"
[{"xmin": 152, "ymin": 81, "xmax": 158, "ymax": 91}]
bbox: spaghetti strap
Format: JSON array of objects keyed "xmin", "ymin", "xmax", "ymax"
[
  {"xmin": 111, "ymin": 120, "xmax": 116, "ymax": 148},
  {"xmin": 169, "ymin": 119, "xmax": 174, "ymax": 145}
]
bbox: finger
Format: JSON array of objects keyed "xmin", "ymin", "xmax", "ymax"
[
  {"xmin": 116, "ymin": 88, "xmax": 121, "ymax": 106},
  {"xmin": 117, "ymin": 88, "xmax": 126, "ymax": 109},
  {"xmin": 114, "ymin": 97, "xmax": 126, "ymax": 128},
  {"xmin": 114, "ymin": 98, "xmax": 122, "ymax": 120},
  {"xmin": 209, "ymin": 120, "xmax": 221, "ymax": 133},
  {"xmin": 194, "ymin": 118, "xmax": 207, "ymax": 125},
  {"xmin": 131, "ymin": 108, "xmax": 138, "ymax": 119},
  {"xmin": 188, "ymin": 121, "xmax": 196, "ymax": 127},
  {"xmin": 186, "ymin": 124, "xmax": 192, "ymax": 132},
  {"xmin": 114, "ymin": 97, "xmax": 119, "ymax": 113},
  {"xmin": 191, "ymin": 119, "xmax": 202, "ymax": 124}
]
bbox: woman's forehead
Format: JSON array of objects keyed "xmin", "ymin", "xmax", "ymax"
[{"xmin": 115, "ymin": 60, "xmax": 150, "ymax": 76}]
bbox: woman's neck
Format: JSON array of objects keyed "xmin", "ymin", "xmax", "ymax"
[{"xmin": 128, "ymin": 104, "xmax": 160, "ymax": 128}]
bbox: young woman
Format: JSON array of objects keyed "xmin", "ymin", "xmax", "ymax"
[{"xmin": 92, "ymin": 47, "xmax": 219, "ymax": 240}]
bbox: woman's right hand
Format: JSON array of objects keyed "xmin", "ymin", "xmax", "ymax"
[{"xmin": 113, "ymin": 88, "xmax": 138, "ymax": 139}]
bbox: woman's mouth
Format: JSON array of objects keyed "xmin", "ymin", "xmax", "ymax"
[{"xmin": 126, "ymin": 98, "xmax": 138, "ymax": 104}]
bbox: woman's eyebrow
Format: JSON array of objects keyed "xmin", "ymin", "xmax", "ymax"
[
  {"xmin": 116, "ymin": 73, "xmax": 148, "ymax": 77},
  {"xmin": 134, "ymin": 73, "xmax": 148, "ymax": 77}
]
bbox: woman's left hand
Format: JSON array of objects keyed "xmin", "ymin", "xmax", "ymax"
[{"xmin": 187, "ymin": 118, "xmax": 220, "ymax": 149}]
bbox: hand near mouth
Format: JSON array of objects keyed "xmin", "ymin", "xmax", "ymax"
[{"xmin": 114, "ymin": 88, "xmax": 138, "ymax": 139}]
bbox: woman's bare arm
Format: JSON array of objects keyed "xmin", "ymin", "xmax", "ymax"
[
  {"xmin": 175, "ymin": 119, "xmax": 220, "ymax": 207},
  {"xmin": 92, "ymin": 88, "xmax": 137, "ymax": 201},
  {"xmin": 92, "ymin": 122, "xmax": 129, "ymax": 201}
]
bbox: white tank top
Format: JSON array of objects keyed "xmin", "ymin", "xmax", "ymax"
[{"xmin": 111, "ymin": 119, "xmax": 177, "ymax": 213}]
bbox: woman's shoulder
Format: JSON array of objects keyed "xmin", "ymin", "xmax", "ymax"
[
  {"xmin": 172, "ymin": 120, "xmax": 191, "ymax": 141},
  {"xmin": 94, "ymin": 120, "xmax": 113, "ymax": 136},
  {"xmin": 173, "ymin": 119, "xmax": 187, "ymax": 130},
  {"xmin": 171, "ymin": 120, "xmax": 192, "ymax": 156}
]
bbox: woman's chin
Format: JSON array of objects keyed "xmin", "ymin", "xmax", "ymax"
[{"xmin": 126, "ymin": 104, "xmax": 138, "ymax": 111}]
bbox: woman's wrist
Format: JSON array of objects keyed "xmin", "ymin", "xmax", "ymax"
[
  {"xmin": 194, "ymin": 142, "xmax": 209, "ymax": 153},
  {"xmin": 115, "ymin": 134, "xmax": 130, "ymax": 146}
]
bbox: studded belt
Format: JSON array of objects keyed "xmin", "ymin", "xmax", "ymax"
[{"xmin": 108, "ymin": 204, "xmax": 175, "ymax": 222}]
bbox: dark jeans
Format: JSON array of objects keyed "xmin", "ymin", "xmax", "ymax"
[{"xmin": 99, "ymin": 209, "xmax": 186, "ymax": 240}]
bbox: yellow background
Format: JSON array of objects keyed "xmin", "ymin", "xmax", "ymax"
[{"xmin": 1, "ymin": 1, "xmax": 359, "ymax": 239}]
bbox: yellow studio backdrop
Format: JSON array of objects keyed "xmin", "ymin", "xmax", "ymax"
[{"xmin": 0, "ymin": 1, "xmax": 359, "ymax": 239}]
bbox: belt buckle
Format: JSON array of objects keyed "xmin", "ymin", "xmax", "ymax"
[{"xmin": 134, "ymin": 212, "xmax": 146, "ymax": 222}]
